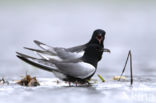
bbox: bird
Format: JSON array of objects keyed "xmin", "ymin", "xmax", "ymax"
[
  {"xmin": 16, "ymin": 29, "xmax": 110, "ymax": 84},
  {"xmin": 17, "ymin": 44, "xmax": 104, "ymax": 84}
]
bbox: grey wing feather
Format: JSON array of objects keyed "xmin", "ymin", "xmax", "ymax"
[
  {"xmin": 66, "ymin": 44, "xmax": 87, "ymax": 52},
  {"xmin": 24, "ymin": 47, "xmax": 83, "ymax": 60},
  {"xmin": 34, "ymin": 40, "xmax": 86, "ymax": 53},
  {"xmin": 24, "ymin": 47, "xmax": 56, "ymax": 55},
  {"xmin": 34, "ymin": 40, "xmax": 51, "ymax": 50},
  {"xmin": 16, "ymin": 52, "xmax": 59, "ymax": 72},
  {"xmin": 24, "ymin": 47, "xmax": 58, "ymax": 60},
  {"xmin": 25, "ymin": 40, "xmax": 85, "ymax": 60},
  {"xmin": 51, "ymin": 48, "xmax": 84, "ymax": 60}
]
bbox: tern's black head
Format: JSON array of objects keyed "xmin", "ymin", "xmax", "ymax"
[
  {"xmin": 82, "ymin": 44, "xmax": 104, "ymax": 68},
  {"xmin": 88, "ymin": 29, "xmax": 106, "ymax": 46}
]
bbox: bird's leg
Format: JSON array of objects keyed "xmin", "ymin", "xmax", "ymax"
[
  {"xmin": 75, "ymin": 81, "xmax": 78, "ymax": 87},
  {"xmin": 56, "ymin": 80, "xmax": 59, "ymax": 84},
  {"xmin": 68, "ymin": 82, "xmax": 71, "ymax": 86},
  {"xmin": 87, "ymin": 81, "xmax": 91, "ymax": 87}
]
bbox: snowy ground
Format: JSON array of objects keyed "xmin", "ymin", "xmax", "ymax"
[{"xmin": 0, "ymin": 75, "xmax": 156, "ymax": 103}]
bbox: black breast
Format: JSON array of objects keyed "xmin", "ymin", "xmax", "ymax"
[{"xmin": 82, "ymin": 44, "xmax": 104, "ymax": 68}]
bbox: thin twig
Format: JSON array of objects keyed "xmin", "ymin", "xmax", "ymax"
[
  {"xmin": 119, "ymin": 50, "xmax": 133, "ymax": 86},
  {"xmin": 129, "ymin": 51, "xmax": 133, "ymax": 85},
  {"xmin": 119, "ymin": 51, "xmax": 130, "ymax": 81}
]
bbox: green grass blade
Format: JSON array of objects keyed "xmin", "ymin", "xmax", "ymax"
[{"xmin": 98, "ymin": 74, "xmax": 105, "ymax": 82}]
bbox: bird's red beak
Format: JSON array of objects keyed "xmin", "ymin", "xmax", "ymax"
[{"xmin": 96, "ymin": 35, "xmax": 103, "ymax": 44}]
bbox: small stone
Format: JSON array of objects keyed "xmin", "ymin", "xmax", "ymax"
[{"xmin": 113, "ymin": 76, "xmax": 126, "ymax": 80}]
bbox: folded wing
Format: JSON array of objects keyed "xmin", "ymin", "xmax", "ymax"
[
  {"xmin": 16, "ymin": 52, "xmax": 95, "ymax": 79},
  {"xmin": 55, "ymin": 62, "xmax": 95, "ymax": 79}
]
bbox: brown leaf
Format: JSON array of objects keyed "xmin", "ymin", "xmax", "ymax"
[{"xmin": 17, "ymin": 75, "xmax": 40, "ymax": 87}]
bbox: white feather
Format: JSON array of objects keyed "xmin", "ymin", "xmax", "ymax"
[
  {"xmin": 73, "ymin": 51, "xmax": 84, "ymax": 58},
  {"xmin": 77, "ymin": 62, "xmax": 95, "ymax": 79}
]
